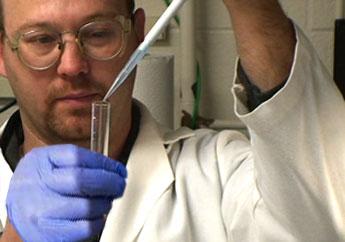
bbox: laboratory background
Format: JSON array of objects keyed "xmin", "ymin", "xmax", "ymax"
[{"xmin": 0, "ymin": 0, "xmax": 341, "ymax": 130}]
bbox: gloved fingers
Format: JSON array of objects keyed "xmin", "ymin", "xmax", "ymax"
[
  {"xmin": 39, "ymin": 217, "xmax": 105, "ymax": 242},
  {"xmin": 44, "ymin": 144, "xmax": 127, "ymax": 178},
  {"xmin": 40, "ymin": 197, "xmax": 112, "ymax": 220},
  {"xmin": 44, "ymin": 167, "xmax": 126, "ymax": 197}
]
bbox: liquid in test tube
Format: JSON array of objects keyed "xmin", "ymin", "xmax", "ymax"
[{"xmin": 90, "ymin": 101, "xmax": 111, "ymax": 156}]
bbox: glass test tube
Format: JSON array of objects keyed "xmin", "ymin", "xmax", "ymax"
[{"xmin": 90, "ymin": 101, "xmax": 111, "ymax": 156}]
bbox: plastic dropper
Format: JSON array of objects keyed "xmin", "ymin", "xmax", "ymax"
[
  {"xmin": 91, "ymin": 0, "xmax": 187, "ymax": 155},
  {"xmin": 102, "ymin": 0, "xmax": 187, "ymax": 101}
]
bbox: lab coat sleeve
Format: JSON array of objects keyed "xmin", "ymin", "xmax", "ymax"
[{"xmin": 231, "ymin": 24, "xmax": 345, "ymax": 241}]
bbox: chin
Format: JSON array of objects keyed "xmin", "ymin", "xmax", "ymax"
[
  {"xmin": 51, "ymin": 123, "xmax": 91, "ymax": 143},
  {"xmin": 46, "ymin": 110, "xmax": 92, "ymax": 144}
]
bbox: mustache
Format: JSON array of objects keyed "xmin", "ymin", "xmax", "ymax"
[{"xmin": 45, "ymin": 78, "xmax": 108, "ymax": 105}]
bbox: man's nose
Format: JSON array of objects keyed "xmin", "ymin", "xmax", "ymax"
[{"xmin": 56, "ymin": 38, "xmax": 89, "ymax": 77}]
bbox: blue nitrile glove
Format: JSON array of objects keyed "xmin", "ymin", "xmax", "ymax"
[{"xmin": 6, "ymin": 144, "xmax": 127, "ymax": 242}]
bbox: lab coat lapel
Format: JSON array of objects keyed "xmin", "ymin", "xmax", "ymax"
[{"xmin": 101, "ymin": 103, "xmax": 175, "ymax": 242}]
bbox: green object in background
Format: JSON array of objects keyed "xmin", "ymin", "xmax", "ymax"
[
  {"xmin": 163, "ymin": 0, "xmax": 181, "ymax": 26},
  {"xmin": 191, "ymin": 62, "xmax": 202, "ymax": 129},
  {"xmin": 162, "ymin": 0, "xmax": 202, "ymax": 129}
]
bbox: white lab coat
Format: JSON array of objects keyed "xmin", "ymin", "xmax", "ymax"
[{"xmin": 1, "ymin": 25, "xmax": 345, "ymax": 242}]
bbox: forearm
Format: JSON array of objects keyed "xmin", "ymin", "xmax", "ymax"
[
  {"xmin": 0, "ymin": 221, "xmax": 22, "ymax": 242},
  {"xmin": 224, "ymin": 0, "xmax": 296, "ymax": 91}
]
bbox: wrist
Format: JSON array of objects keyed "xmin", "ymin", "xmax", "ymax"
[{"xmin": 0, "ymin": 221, "xmax": 22, "ymax": 242}]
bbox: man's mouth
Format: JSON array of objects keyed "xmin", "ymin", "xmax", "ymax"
[{"xmin": 55, "ymin": 92, "xmax": 100, "ymax": 106}]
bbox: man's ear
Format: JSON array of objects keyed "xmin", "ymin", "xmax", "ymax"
[
  {"xmin": 0, "ymin": 33, "xmax": 7, "ymax": 77},
  {"xmin": 133, "ymin": 8, "xmax": 146, "ymax": 43}
]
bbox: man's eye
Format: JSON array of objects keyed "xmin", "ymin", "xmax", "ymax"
[
  {"xmin": 37, "ymin": 35, "xmax": 56, "ymax": 44},
  {"xmin": 87, "ymin": 29, "xmax": 115, "ymax": 39},
  {"xmin": 23, "ymin": 34, "xmax": 57, "ymax": 45}
]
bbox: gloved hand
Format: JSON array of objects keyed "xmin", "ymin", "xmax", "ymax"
[{"xmin": 6, "ymin": 144, "xmax": 127, "ymax": 242}]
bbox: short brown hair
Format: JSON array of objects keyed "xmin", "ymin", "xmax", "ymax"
[
  {"xmin": 0, "ymin": 0, "xmax": 135, "ymax": 31},
  {"xmin": 0, "ymin": 1, "xmax": 3, "ymax": 32}
]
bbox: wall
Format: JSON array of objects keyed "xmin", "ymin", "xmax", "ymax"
[
  {"xmin": 0, "ymin": 77, "xmax": 12, "ymax": 97},
  {"xmin": 139, "ymin": 0, "xmax": 338, "ymax": 128},
  {"xmin": 0, "ymin": 0, "xmax": 339, "ymax": 128}
]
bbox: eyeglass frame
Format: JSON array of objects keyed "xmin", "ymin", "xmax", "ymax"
[{"xmin": 4, "ymin": 15, "xmax": 132, "ymax": 71}]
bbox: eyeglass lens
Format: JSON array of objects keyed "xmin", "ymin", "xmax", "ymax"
[{"xmin": 16, "ymin": 20, "xmax": 125, "ymax": 70}]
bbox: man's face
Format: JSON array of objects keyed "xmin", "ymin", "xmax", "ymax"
[{"xmin": 0, "ymin": 0, "xmax": 142, "ymax": 146}]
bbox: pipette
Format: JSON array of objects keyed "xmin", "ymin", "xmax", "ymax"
[
  {"xmin": 91, "ymin": 0, "xmax": 187, "ymax": 154},
  {"xmin": 103, "ymin": 0, "xmax": 187, "ymax": 101}
]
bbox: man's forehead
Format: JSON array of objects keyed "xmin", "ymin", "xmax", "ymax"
[
  {"xmin": 2, "ymin": 0, "xmax": 130, "ymax": 31},
  {"xmin": 2, "ymin": 0, "xmax": 128, "ymax": 14}
]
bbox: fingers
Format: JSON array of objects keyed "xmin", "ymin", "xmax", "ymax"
[
  {"xmin": 40, "ymin": 197, "xmax": 112, "ymax": 220},
  {"xmin": 39, "ymin": 217, "xmax": 105, "ymax": 241},
  {"xmin": 44, "ymin": 167, "xmax": 127, "ymax": 197},
  {"xmin": 27, "ymin": 144, "xmax": 128, "ymax": 197},
  {"xmin": 37, "ymin": 144, "xmax": 127, "ymax": 178},
  {"xmin": 8, "ymin": 144, "xmax": 124, "ymax": 242}
]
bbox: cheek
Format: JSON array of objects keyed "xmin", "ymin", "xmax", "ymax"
[
  {"xmin": 93, "ymin": 37, "xmax": 138, "ymax": 85},
  {"xmin": 10, "ymin": 76, "xmax": 49, "ymax": 123},
  {"xmin": 89, "ymin": 58, "xmax": 128, "ymax": 87},
  {"xmin": 3, "ymin": 54, "xmax": 50, "ymax": 115}
]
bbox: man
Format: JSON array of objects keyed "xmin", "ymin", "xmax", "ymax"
[{"xmin": 0, "ymin": 0, "xmax": 344, "ymax": 241}]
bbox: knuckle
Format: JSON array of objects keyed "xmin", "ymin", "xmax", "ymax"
[
  {"xmin": 66, "ymin": 144, "xmax": 79, "ymax": 155},
  {"xmin": 115, "ymin": 179, "xmax": 126, "ymax": 197},
  {"xmin": 70, "ymin": 170, "xmax": 84, "ymax": 193}
]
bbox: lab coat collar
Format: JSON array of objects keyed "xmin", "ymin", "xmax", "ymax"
[
  {"xmin": 101, "ymin": 101, "xmax": 194, "ymax": 241},
  {"xmin": 0, "ymin": 119, "xmax": 16, "ymax": 227}
]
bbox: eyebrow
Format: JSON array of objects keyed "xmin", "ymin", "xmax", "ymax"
[
  {"xmin": 16, "ymin": 23, "xmax": 54, "ymax": 33},
  {"xmin": 14, "ymin": 11, "xmax": 128, "ymax": 34}
]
